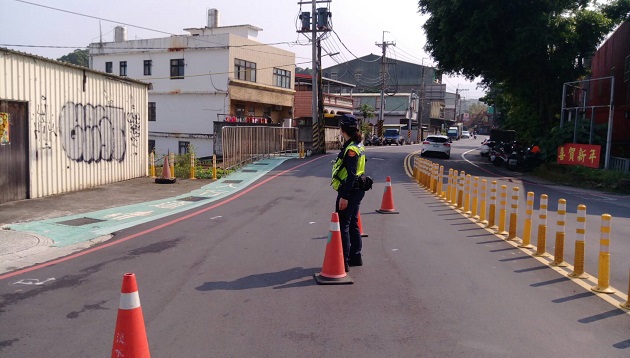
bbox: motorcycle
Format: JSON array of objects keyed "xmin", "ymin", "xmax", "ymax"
[{"xmin": 490, "ymin": 141, "xmax": 511, "ymax": 166}]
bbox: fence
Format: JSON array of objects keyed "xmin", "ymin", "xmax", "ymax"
[
  {"xmin": 221, "ymin": 126, "xmax": 298, "ymax": 170},
  {"xmin": 610, "ymin": 156, "xmax": 630, "ymax": 174}
]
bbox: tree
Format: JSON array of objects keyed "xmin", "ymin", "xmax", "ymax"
[
  {"xmin": 418, "ymin": 0, "xmax": 629, "ymax": 141},
  {"xmin": 57, "ymin": 49, "xmax": 89, "ymax": 68}
]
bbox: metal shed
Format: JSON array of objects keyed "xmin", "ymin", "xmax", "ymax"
[{"xmin": 0, "ymin": 48, "xmax": 149, "ymax": 204}]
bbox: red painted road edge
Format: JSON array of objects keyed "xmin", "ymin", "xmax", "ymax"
[{"xmin": 0, "ymin": 156, "xmax": 328, "ymax": 281}]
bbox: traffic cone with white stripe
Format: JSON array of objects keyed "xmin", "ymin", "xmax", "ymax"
[
  {"xmin": 376, "ymin": 176, "xmax": 399, "ymax": 214},
  {"xmin": 111, "ymin": 273, "xmax": 150, "ymax": 358},
  {"xmin": 314, "ymin": 212, "xmax": 353, "ymax": 285}
]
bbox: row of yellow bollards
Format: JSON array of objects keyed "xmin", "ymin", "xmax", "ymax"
[{"xmin": 413, "ymin": 157, "xmax": 630, "ymax": 309}]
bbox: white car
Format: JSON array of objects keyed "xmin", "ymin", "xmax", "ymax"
[
  {"xmin": 420, "ymin": 135, "xmax": 451, "ymax": 159},
  {"xmin": 461, "ymin": 131, "xmax": 471, "ymax": 139}
]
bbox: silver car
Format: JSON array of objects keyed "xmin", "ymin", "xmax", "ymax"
[{"xmin": 421, "ymin": 135, "xmax": 451, "ymax": 159}]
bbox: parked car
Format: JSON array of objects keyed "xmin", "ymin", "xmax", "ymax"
[
  {"xmin": 365, "ymin": 134, "xmax": 382, "ymax": 146},
  {"xmin": 461, "ymin": 131, "xmax": 471, "ymax": 139},
  {"xmin": 420, "ymin": 135, "xmax": 451, "ymax": 159},
  {"xmin": 383, "ymin": 128, "xmax": 404, "ymax": 145}
]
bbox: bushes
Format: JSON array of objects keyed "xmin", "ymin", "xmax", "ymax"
[{"xmin": 532, "ymin": 163, "xmax": 630, "ymax": 193}]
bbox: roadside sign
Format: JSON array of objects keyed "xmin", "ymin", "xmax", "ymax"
[{"xmin": 557, "ymin": 143, "xmax": 601, "ymax": 168}]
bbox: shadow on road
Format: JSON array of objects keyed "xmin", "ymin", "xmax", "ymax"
[{"xmin": 195, "ymin": 267, "xmax": 319, "ymax": 291}]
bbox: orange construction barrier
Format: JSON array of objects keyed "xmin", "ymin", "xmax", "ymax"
[
  {"xmin": 314, "ymin": 212, "xmax": 354, "ymax": 284},
  {"xmin": 376, "ymin": 176, "xmax": 399, "ymax": 214},
  {"xmin": 111, "ymin": 273, "xmax": 150, "ymax": 358},
  {"xmin": 358, "ymin": 211, "xmax": 368, "ymax": 237},
  {"xmin": 155, "ymin": 155, "xmax": 176, "ymax": 184}
]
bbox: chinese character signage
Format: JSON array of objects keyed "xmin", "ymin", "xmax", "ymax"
[
  {"xmin": 557, "ymin": 143, "xmax": 601, "ymax": 168},
  {"xmin": 0, "ymin": 112, "xmax": 9, "ymax": 145}
]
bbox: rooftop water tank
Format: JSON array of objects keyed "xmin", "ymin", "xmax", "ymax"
[{"xmin": 207, "ymin": 9, "xmax": 220, "ymax": 28}]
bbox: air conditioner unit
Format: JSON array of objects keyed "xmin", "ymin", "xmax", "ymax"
[{"xmin": 273, "ymin": 105, "xmax": 283, "ymax": 111}]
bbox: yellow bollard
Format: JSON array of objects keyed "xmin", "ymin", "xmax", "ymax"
[
  {"xmin": 621, "ymin": 268, "xmax": 630, "ymax": 309},
  {"xmin": 457, "ymin": 171, "xmax": 465, "ymax": 211},
  {"xmin": 518, "ymin": 192, "xmax": 535, "ymax": 248},
  {"xmin": 169, "ymin": 152, "xmax": 175, "ymax": 178},
  {"xmin": 479, "ymin": 179, "xmax": 487, "ymax": 225},
  {"xmin": 463, "ymin": 174, "xmax": 472, "ymax": 216},
  {"xmin": 487, "ymin": 181, "xmax": 497, "ymax": 230},
  {"xmin": 471, "ymin": 177, "xmax": 479, "ymax": 221},
  {"xmin": 430, "ymin": 163, "xmax": 436, "ymax": 193},
  {"xmin": 550, "ymin": 199, "xmax": 568, "ymax": 267},
  {"xmin": 438, "ymin": 166, "xmax": 445, "ymax": 199},
  {"xmin": 212, "ymin": 154, "xmax": 218, "ymax": 180},
  {"xmin": 592, "ymin": 214, "xmax": 615, "ymax": 294},
  {"xmin": 450, "ymin": 170, "xmax": 459, "ymax": 207},
  {"xmin": 507, "ymin": 187, "xmax": 520, "ymax": 241},
  {"xmin": 534, "ymin": 194, "xmax": 549, "ymax": 257},
  {"xmin": 569, "ymin": 204, "xmax": 589, "ymax": 279},
  {"xmin": 497, "ymin": 185, "xmax": 508, "ymax": 235},
  {"xmin": 433, "ymin": 164, "xmax": 440, "ymax": 195},
  {"xmin": 446, "ymin": 168, "xmax": 453, "ymax": 203},
  {"xmin": 189, "ymin": 153, "xmax": 196, "ymax": 179},
  {"xmin": 149, "ymin": 152, "xmax": 156, "ymax": 178}
]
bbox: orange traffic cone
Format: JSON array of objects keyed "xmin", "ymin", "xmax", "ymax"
[
  {"xmin": 357, "ymin": 211, "xmax": 368, "ymax": 237},
  {"xmin": 155, "ymin": 155, "xmax": 176, "ymax": 184},
  {"xmin": 314, "ymin": 212, "xmax": 353, "ymax": 285},
  {"xmin": 376, "ymin": 176, "xmax": 399, "ymax": 214},
  {"xmin": 111, "ymin": 273, "xmax": 150, "ymax": 358}
]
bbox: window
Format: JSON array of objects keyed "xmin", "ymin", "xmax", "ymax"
[
  {"xmin": 355, "ymin": 70, "xmax": 362, "ymax": 81},
  {"xmin": 148, "ymin": 102, "xmax": 156, "ymax": 121},
  {"xmin": 273, "ymin": 68, "xmax": 291, "ymax": 89},
  {"xmin": 330, "ymin": 72, "xmax": 337, "ymax": 80},
  {"xmin": 144, "ymin": 60, "xmax": 152, "ymax": 76},
  {"xmin": 105, "ymin": 62, "xmax": 112, "ymax": 73},
  {"xmin": 119, "ymin": 61, "xmax": 127, "ymax": 76},
  {"xmin": 234, "ymin": 59, "xmax": 256, "ymax": 82},
  {"xmin": 178, "ymin": 141, "xmax": 190, "ymax": 154},
  {"xmin": 148, "ymin": 140, "xmax": 155, "ymax": 154},
  {"xmin": 170, "ymin": 59, "xmax": 185, "ymax": 79}
]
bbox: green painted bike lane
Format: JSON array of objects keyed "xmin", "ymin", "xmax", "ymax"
[{"xmin": 8, "ymin": 157, "xmax": 295, "ymax": 247}]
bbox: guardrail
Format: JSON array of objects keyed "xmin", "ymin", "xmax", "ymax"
[
  {"xmin": 221, "ymin": 126, "xmax": 298, "ymax": 171},
  {"xmin": 610, "ymin": 156, "xmax": 630, "ymax": 174}
]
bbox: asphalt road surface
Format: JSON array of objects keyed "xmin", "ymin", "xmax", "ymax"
[{"xmin": 1, "ymin": 142, "xmax": 629, "ymax": 357}]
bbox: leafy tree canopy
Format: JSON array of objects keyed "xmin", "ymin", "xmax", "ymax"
[
  {"xmin": 418, "ymin": 0, "xmax": 629, "ymax": 141},
  {"xmin": 57, "ymin": 49, "xmax": 89, "ymax": 68}
]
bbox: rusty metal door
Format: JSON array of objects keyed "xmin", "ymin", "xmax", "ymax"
[{"xmin": 0, "ymin": 100, "xmax": 29, "ymax": 204}]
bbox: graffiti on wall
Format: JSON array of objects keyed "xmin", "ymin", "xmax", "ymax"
[
  {"xmin": 0, "ymin": 112, "xmax": 9, "ymax": 145},
  {"xmin": 59, "ymin": 102, "xmax": 137, "ymax": 163},
  {"xmin": 126, "ymin": 104, "xmax": 141, "ymax": 155},
  {"xmin": 35, "ymin": 96, "xmax": 57, "ymax": 153}
]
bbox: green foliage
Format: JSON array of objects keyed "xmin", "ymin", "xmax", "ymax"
[
  {"xmin": 533, "ymin": 162, "xmax": 630, "ymax": 193},
  {"xmin": 418, "ymin": 0, "xmax": 627, "ymax": 140},
  {"xmin": 57, "ymin": 49, "xmax": 89, "ymax": 68}
]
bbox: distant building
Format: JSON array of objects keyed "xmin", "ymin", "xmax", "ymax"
[{"xmin": 88, "ymin": 9, "xmax": 295, "ymax": 158}]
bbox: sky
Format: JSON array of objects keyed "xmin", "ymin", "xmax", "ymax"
[{"xmin": 0, "ymin": 0, "xmax": 486, "ymax": 99}]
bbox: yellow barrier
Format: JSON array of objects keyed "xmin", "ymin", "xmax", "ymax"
[
  {"xmin": 457, "ymin": 171, "xmax": 465, "ymax": 211},
  {"xmin": 550, "ymin": 199, "xmax": 568, "ymax": 267},
  {"xmin": 621, "ymin": 268, "xmax": 630, "ymax": 309},
  {"xmin": 479, "ymin": 179, "xmax": 488, "ymax": 225},
  {"xmin": 433, "ymin": 163, "xmax": 439, "ymax": 195},
  {"xmin": 518, "ymin": 192, "xmax": 534, "ymax": 248},
  {"xmin": 487, "ymin": 181, "xmax": 497, "ymax": 230},
  {"xmin": 212, "ymin": 154, "xmax": 218, "ymax": 180},
  {"xmin": 533, "ymin": 194, "xmax": 548, "ymax": 257},
  {"xmin": 569, "ymin": 204, "xmax": 589, "ymax": 279},
  {"xmin": 189, "ymin": 153, "xmax": 196, "ymax": 179},
  {"xmin": 507, "ymin": 186, "xmax": 520, "ymax": 241},
  {"xmin": 169, "ymin": 152, "xmax": 175, "ymax": 178},
  {"xmin": 472, "ymin": 177, "xmax": 479, "ymax": 221},
  {"xmin": 438, "ymin": 165, "xmax": 445, "ymax": 199},
  {"xmin": 446, "ymin": 168, "xmax": 453, "ymax": 203},
  {"xmin": 463, "ymin": 174, "xmax": 472, "ymax": 216},
  {"xmin": 592, "ymin": 214, "xmax": 615, "ymax": 294},
  {"xmin": 497, "ymin": 185, "xmax": 508, "ymax": 235},
  {"xmin": 149, "ymin": 152, "xmax": 156, "ymax": 178},
  {"xmin": 450, "ymin": 170, "xmax": 458, "ymax": 207}
]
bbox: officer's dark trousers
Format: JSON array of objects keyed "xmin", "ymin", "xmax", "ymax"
[{"xmin": 336, "ymin": 189, "xmax": 365, "ymax": 261}]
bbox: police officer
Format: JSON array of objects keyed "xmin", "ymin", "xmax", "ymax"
[{"xmin": 331, "ymin": 114, "xmax": 366, "ymax": 272}]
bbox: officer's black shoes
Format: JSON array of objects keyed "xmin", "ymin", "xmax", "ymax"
[
  {"xmin": 344, "ymin": 261, "xmax": 350, "ymax": 272},
  {"xmin": 348, "ymin": 256, "xmax": 363, "ymax": 267}
]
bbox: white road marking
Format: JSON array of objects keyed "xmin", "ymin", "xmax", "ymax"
[
  {"xmin": 371, "ymin": 157, "xmax": 385, "ymax": 161},
  {"xmin": 13, "ymin": 278, "xmax": 55, "ymax": 285},
  {"xmin": 309, "ymin": 222, "xmax": 316, "ymax": 224},
  {"xmin": 210, "ymin": 216, "xmax": 222, "ymax": 220}
]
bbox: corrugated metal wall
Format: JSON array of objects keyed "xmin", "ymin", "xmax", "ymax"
[{"xmin": 0, "ymin": 49, "xmax": 148, "ymax": 200}]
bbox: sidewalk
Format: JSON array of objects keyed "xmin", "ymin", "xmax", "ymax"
[{"xmin": 0, "ymin": 156, "xmax": 296, "ymax": 274}]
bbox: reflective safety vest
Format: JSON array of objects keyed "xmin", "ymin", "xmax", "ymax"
[{"xmin": 331, "ymin": 142, "xmax": 366, "ymax": 191}]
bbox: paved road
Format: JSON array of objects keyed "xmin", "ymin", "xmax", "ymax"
[{"xmin": 1, "ymin": 144, "xmax": 629, "ymax": 357}]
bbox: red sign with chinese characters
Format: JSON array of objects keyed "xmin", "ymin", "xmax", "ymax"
[{"xmin": 557, "ymin": 143, "xmax": 601, "ymax": 168}]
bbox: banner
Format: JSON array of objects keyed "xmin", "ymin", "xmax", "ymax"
[
  {"xmin": 0, "ymin": 112, "xmax": 9, "ymax": 145},
  {"xmin": 557, "ymin": 143, "xmax": 601, "ymax": 169}
]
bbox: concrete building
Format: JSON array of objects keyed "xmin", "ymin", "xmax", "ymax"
[
  {"xmin": 0, "ymin": 48, "xmax": 149, "ymax": 204},
  {"xmin": 88, "ymin": 9, "xmax": 295, "ymax": 159}
]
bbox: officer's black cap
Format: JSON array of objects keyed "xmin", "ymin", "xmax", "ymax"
[{"xmin": 340, "ymin": 114, "xmax": 358, "ymax": 128}]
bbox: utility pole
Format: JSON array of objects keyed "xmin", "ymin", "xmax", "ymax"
[{"xmin": 376, "ymin": 31, "xmax": 395, "ymax": 138}]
